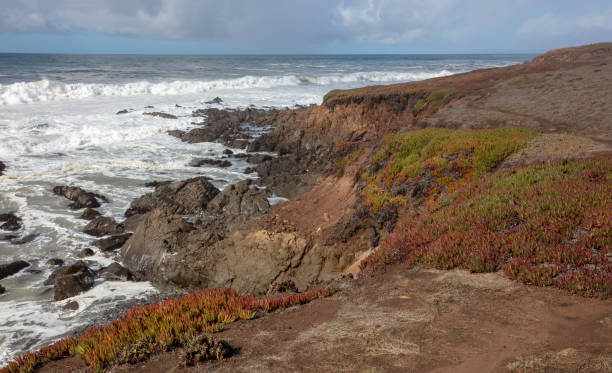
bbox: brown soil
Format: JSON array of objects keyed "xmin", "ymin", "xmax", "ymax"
[{"xmin": 39, "ymin": 265, "xmax": 612, "ymax": 373}]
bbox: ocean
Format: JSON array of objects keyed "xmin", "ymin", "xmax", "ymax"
[{"xmin": 0, "ymin": 53, "xmax": 532, "ymax": 363}]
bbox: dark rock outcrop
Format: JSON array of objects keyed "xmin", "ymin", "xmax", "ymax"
[
  {"xmin": 83, "ymin": 216, "xmax": 123, "ymax": 237},
  {"xmin": 188, "ymin": 158, "xmax": 232, "ymax": 168},
  {"xmin": 52, "ymin": 186, "xmax": 108, "ymax": 210},
  {"xmin": 79, "ymin": 208, "xmax": 101, "ymax": 220},
  {"xmin": 77, "ymin": 248, "xmax": 95, "ymax": 258},
  {"xmin": 63, "ymin": 301, "xmax": 79, "ymax": 310},
  {"xmin": 0, "ymin": 161, "xmax": 5, "ymax": 176},
  {"xmin": 99, "ymin": 262, "xmax": 132, "ymax": 281},
  {"xmin": 45, "ymin": 261, "xmax": 95, "ymax": 301},
  {"xmin": 47, "ymin": 258, "xmax": 64, "ymax": 266},
  {"xmin": 125, "ymin": 177, "xmax": 219, "ymax": 217},
  {"xmin": 93, "ymin": 233, "xmax": 132, "ymax": 252},
  {"xmin": 121, "ymin": 207, "xmax": 309, "ymax": 293},
  {"xmin": 144, "ymin": 112, "xmax": 178, "ymax": 119},
  {"xmin": 205, "ymin": 97, "xmax": 223, "ymax": 104},
  {"xmin": 0, "ymin": 284, "xmax": 5, "ymax": 294},
  {"xmin": 116, "ymin": 109, "xmax": 133, "ymax": 115},
  {"xmin": 12, "ymin": 234, "xmax": 37, "ymax": 245},
  {"xmin": 0, "ymin": 260, "xmax": 30, "ymax": 280},
  {"xmin": 207, "ymin": 181, "xmax": 270, "ymax": 220},
  {"xmin": 0, "ymin": 213, "xmax": 22, "ymax": 231}
]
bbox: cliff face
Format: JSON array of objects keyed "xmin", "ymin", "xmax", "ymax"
[{"xmin": 121, "ymin": 43, "xmax": 612, "ymax": 295}]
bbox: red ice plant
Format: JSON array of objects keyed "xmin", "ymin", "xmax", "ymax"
[
  {"xmin": 361, "ymin": 157, "xmax": 612, "ymax": 298},
  {"xmin": 1, "ymin": 287, "xmax": 333, "ymax": 373}
]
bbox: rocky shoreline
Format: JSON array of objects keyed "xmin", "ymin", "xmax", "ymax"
[{"xmin": 2, "ymin": 43, "xmax": 612, "ymax": 373}]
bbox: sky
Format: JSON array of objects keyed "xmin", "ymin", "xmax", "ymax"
[{"xmin": 0, "ymin": 0, "xmax": 611, "ymax": 54}]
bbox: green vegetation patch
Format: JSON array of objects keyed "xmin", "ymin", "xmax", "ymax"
[
  {"xmin": 361, "ymin": 157, "xmax": 612, "ymax": 298},
  {"xmin": 334, "ymin": 147, "xmax": 364, "ymax": 176},
  {"xmin": 364, "ymin": 127, "xmax": 537, "ymax": 212},
  {"xmin": 1, "ymin": 288, "xmax": 333, "ymax": 373}
]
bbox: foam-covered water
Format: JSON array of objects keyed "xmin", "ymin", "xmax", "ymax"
[{"xmin": 0, "ymin": 53, "xmax": 531, "ymax": 364}]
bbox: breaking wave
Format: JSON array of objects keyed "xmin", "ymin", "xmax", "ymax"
[{"xmin": 0, "ymin": 70, "xmax": 454, "ymax": 105}]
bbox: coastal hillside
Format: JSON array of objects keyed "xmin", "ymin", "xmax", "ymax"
[{"xmin": 3, "ymin": 43, "xmax": 612, "ymax": 373}]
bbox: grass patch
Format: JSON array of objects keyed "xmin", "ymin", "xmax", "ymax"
[
  {"xmin": 363, "ymin": 127, "xmax": 536, "ymax": 212},
  {"xmin": 361, "ymin": 157, "xmax": 612, "ymax": 298},
  {"xmin": 1, "ymin": 288, "xmax": 333, "ymax": 373},
  {"xmin": 334, "ymin": 147, "xmax": 364, "ymax": 176},
  {"xmin": 322, "ymin": 88, "xmax": 365, "ymax": 104}
]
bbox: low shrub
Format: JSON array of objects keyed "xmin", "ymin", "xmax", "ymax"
[
  {"xmin": 1, "ymin": 287, "xmax": 333, "ymax": 373},
  {"xmin": 363, "ymin": 127, "xmax": 536, "ymax": 212},
  {"xmin": 361, "ymin": 157, "xmax": 612, "ymax": 298}
]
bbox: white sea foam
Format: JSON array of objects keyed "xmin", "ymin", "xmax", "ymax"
[
  {"xmin": 0, "ymin": 280, "xmax": 158, "ymax": 364},
  {"xmin": 0, "ymin": 70, "xmax": 454, "ymax": 105}
]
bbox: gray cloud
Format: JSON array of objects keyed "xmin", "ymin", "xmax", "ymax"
[
  {"xmin": 0, "ymin": 0, "xmax": 611, "ymax": 52},
  {"xmin": 519, "ymin": 8, "xmax": 612, "ymax": 39}
]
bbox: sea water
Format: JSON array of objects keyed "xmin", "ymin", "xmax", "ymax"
[{"xmin": 0, "ymin": 53, "xmax": 531, "ymax": 364}]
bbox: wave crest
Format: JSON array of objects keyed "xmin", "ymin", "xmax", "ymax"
[{"xmin": 0, "ymin": 70, "xmax": 453, "ymax": 105}]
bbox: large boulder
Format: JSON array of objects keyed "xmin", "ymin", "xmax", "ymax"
[
  {"xmin": 83, "ymin": 216, "xmax": 123, "ymax": 237},
  {"xmin": 207, "ymin": 181, "xmax": 270, "ymax": 220},
  {"xmin": 53, "ymin": 186, "xmax": 108, "ymax": 210},
  {"xmin": 125, "ymin": 177, "xmax": 219, "ymax": 216},
  {"xmin": 121, "ymin": 207, "xmax": 309, "ymax": 294},
  {"xmin": 79, "ymin": 208, "xmax": 101, "ymax": 220},
  {"xmin": 99, "ymin": 262, "xmax": 132, "ymax": 281},
  {"xmin": 45, "ymin": 261, "xmax": 95, "ymax": 301},
  {"xmin": 92, "ymin": 233, "xmax": 132, "ymax": 252},
  {"xmin": 0, "ymin": 213, "xmax": 22, "ymax": 231},
  {"xmin": 0, "ymin": 260, "xmax": 30, "ymax": 280}
]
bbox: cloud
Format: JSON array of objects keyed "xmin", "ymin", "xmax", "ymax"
[
  {"xmin": 519, "ymin": 8, "xmax": 612, "ymax": 39},
  {"xmin": 0, "ymin": 0, "xmax": 611, "ymax": 52}
]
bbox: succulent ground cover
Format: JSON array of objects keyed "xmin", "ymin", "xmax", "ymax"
[
  {"xmin": 1, "ymin": 288, "xmax": 333, "ymax": 373},
  {"xmin": 362, "ymin": 127, "xmax": 536, "ymax": 212},
  {"xmin": 361, "ymin": 156, "xmax": 612, "ymax": 297}
]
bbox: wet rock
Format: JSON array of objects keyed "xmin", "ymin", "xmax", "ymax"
[
  {"xmin": 116, "ymin": 109, "xmax": 133, "ymax": 115},
  {"xmin": 247, "ymin": 154, "xmax": 273, "ymax": 164},
  {"xmin": 0, "ymin": 234, "xmax": 18, "ymax": 241},
  {"xmin": 47, "ymin": 261, "xmax": 95, "ymax": 301},
  {"xmin": 79, "ymin": 208, "xmax": 101, "ymax": 220},
  {"xmin": 223, "ymin": 149, "xmax": 234, "ymax": 155},
  {"xmin": 143, "ymin": 112, "xmax": 178, "ymax": 119},
  {"xmin": 0, "ymin": 260, "xmax": 30, "ymax": 280},
  {"xmin": 143, "ymin": 180, "xmax": 171, "ymax": 188},
  {"xmin": 0, "ymin": 213, "xmax": 22, "ymax": 231},
  {"xmin": 0, "ymin": 161, "xmax": 5, "ymax": 176},
  {"xmin": 125, "ymin": 177, "xmax": 219, "ymax": 216},
  {"xmin": 205, "ymin": 97, "xmax": 223, "ymax": 104},
  {"xmin": 99, "ymin": 262, "xmax": 132, "ymax": 281},
  {"xmin": 52, "ymin": 186, "xmax": 108, "ymax": 210},
  {"xmin": 207, "ymin": 181, "xmax": 270, "ymax": 220},
  {"xmin": 12, "ymin": 234, "xmax": 38, "ymax": 245},
  {"xmin": 188, "ymin": 158, "xmax": 232, "ymax": 168},
  {"xmin": 244, "ymin": 167, "xmax": 255, "ymax": 174},
  {"xmin": 77, "ymin": 248, "xmax": 95, "ymax": 258},
  {"xmin": 83, "ymin": 216, "xmax": 124, "ymax": 237},
  {"xmin": 63, "ymin": 301, "xmax": 79, "ymax": 310},
  {"xmin": 0, "ymin": 284, "xmax": 5, "ymax": 294},
  {"xmin": 145, "ymin": 105, "xmax": 154, "ymax": 109},
  {"xmin": 93, "ymin": 233, "xmax": 132, "ymax": 252},
  {"xmin": 47, "ymin": 258, "xmax": 64, "ymax": 266}
]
